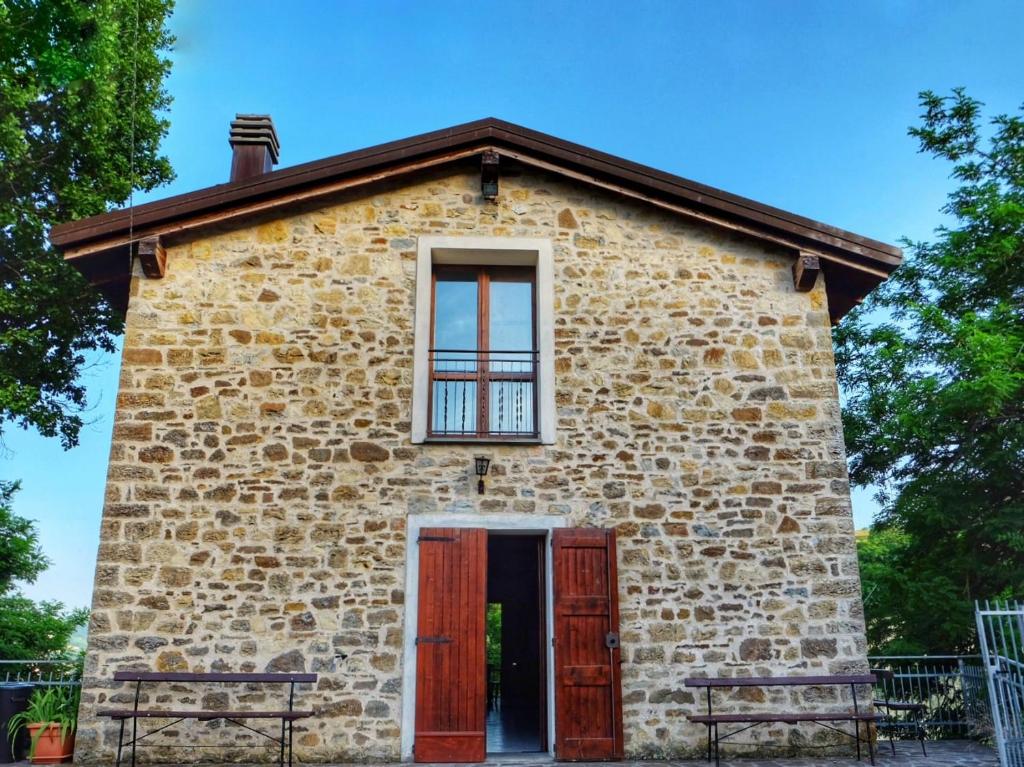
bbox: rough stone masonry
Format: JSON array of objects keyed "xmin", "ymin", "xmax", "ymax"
[{"xmin": 76, "ymin": 165, "xmax": 869, "ymax": 763}]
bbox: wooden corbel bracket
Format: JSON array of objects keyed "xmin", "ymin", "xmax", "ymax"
[
  {"xmin": 135, "ymin": 236, "xmax": 167, "ymax": 279},
  {"xmin": 792, "ymin": 252, "xmax": 820, "ymax": 292}
]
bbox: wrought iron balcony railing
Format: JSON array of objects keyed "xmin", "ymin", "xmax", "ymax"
[{"xmin": 428, "ymin": 349, "xmax": 539, "ymax": 439}]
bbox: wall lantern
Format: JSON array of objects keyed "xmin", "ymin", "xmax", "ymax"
[
  {"xmin": 474, "ymin": 456, "xmax": 491, "ymax": 495},
  {"xmin": 481, "ymin": 151, "xmax": 499, "ymax": 201}
]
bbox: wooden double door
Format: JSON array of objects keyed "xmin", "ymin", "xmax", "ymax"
[{"xmin": 413, "ymin": 527, "xmax": 624, "ymax": 762}]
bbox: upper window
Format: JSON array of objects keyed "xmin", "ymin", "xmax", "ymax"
[
  {"xmin": 412, "ymin": 236, "xmax": 554, "ymax": 445},
  {"xmin": 429, "ymin": 266, "xmax": 537, "ymax": 439}
]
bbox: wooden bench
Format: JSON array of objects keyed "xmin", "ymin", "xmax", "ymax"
[
  {"xmin": 872, "ymin": 668, "xmax": 928, "ymax": 756},
  {"xmin": 685, "ymin": 674, "xmax": 882, "ymax": 766},
  {"xmin": 98, "ymin": 671, "xmax": 317, "ymax": 767}
]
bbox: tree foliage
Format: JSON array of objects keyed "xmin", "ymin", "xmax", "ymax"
[
  {"xmin": 0, "ymin": 479, "xmax": 87, "ymax": 659},
  {"xmin": 0, "ymin": 0, "xmax": 175, "ymax": 448},
  {"xmin": 0, "ymin": 595, "xmax": 87, "ymax": 660},
  {"xmin": 837, "ymin": 89, "xmax": 1024, "ymax": 654},
  {"xmin": 0, "ymin": 480, "xmax": 49, "ymax": 592},
  {"xmin": 485, "ymin": 603, "xmax": 501, "ymax": 667}
]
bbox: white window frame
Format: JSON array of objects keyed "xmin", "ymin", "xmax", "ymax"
[{"xmin": 412, "ymin": 236, "xmax": 555, "ymax": 444}]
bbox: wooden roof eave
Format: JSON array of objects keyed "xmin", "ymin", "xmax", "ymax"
[{"xmin": 51, "ymin": 118, "xmax": 902, "ymax": 322}]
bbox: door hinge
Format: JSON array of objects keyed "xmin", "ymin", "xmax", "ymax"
[
  {"xmin": 416, "ymin": 636, "xmax": 452, "ymax": 645},
  {"xmin": 605, "ymin": 632, "xmax": 620, "ymax": 649},
  {"xmin": 417, "ymin": 535, "xmax": 456, "ymax": 543}
]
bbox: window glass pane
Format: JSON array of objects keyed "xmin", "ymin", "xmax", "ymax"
[
  {"xmin": 434, "ymin": 274, "xmax": 478, "ymax": 351},
  {"xmin": 434, "ymin": 273, "xmax": 478, "ymax": 375},
  {"xmin": 487, "ymin": 273, "xmax": 535, "ymax": 436},
  {"xmin": 488, "ymin": 279, "xmax": 533, "ymax": 352}
]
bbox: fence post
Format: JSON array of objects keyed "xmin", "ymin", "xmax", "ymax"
[{"xmin": 978, "ymin": 601, "xmax": 1010, "ymax": 767}]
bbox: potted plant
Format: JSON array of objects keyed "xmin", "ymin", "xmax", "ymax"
[{"xmin": 6, "ymin": 685, "xmax": 79, "ymax": 764}]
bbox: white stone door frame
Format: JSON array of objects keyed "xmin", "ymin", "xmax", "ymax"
[{"xmin": 400, "ymin": 512, "xmax": 568, "ymax": 761}]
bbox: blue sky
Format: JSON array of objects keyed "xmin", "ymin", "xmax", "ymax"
[{"xmin": 6, "ymin": 0, "xmax": 1024, "ymax": 609}]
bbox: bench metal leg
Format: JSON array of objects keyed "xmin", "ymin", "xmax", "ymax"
[
  {"xmin": 705, "ymin": 687, "xmax": 712, "ymax": 762},
  {"xmin": 115, "ymin": 719, "xmax": 125, "ymax": 767},
  {"xmin": 288, "ymin": 719, "xmax": 294, "ymax": 767},
  {"xmin": 130, "ymin": 681, "xmax": 141, "ymax": 767},
  {"xmin": 867, "ymin": 721, "xmax": 875, "ymax": 765},
  {"xmin": 279, "ymin": 717, "xmax": 286, "ymax": 767},
  {"xmin": 130, "ymin": 716, "xmax": 138, "ymax": 767},
  {"xmin": 888, "ymin": 714, "xmax": 896, "ymax": 756},
  {"xmin": 713, "ymin": 722, "xmax": 720, "ymax": 767},
  {"xmin": 854, "ymin": 718, "xmax": 861, "ymax": 761}
]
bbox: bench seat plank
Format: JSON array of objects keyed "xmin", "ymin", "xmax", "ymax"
[
  {"xmin": 689, "ymin": 712, "xmax": 884, "ymax": 724},
  {"xmin": 112, "ymin": 671, "xmax": 317, "ymax": 684},
  {"xmin": 684, "ymin": 674, "xmax": 876, "ymax": 688},
  {"xmin": 98, "ymin": 709, "xmax": 313, "ymax": 721}
]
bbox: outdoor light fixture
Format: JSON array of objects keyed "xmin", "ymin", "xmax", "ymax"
[
  {"xmin": 475, "ymin": 456, "xmax": 491, "ymax": 495},
  {"xmin": 481, "ymin": 151, "xmax": 499, "ymax": 200}
]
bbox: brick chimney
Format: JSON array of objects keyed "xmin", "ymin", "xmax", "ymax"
[{"xmin": 228, "ymin": 114, "xmax": 280, "ymax": 182}]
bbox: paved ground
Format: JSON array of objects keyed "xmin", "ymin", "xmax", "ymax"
[
  {"xmin": 677, "ymin": 739, "xmax": 999, "ymax": 765},
  {"xmin": 478, "ymin": 740, "xmax": 998, "ymax": 766},
  {"xmin": 25, "ymin": 739, "xmax": 997, "ymax": 766}
]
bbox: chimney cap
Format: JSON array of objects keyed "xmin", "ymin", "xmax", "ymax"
[{"xmin": 229, "ymin": 114, "xmax": 280, "ymax": 164}]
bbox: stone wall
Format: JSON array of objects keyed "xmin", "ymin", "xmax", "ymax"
[{"xmin": 77, "ymin": 165, "xmax": 868, "ymax": 762}]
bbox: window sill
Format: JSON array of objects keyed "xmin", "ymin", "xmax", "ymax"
[{"xmin": 423, "ymin": 436, "xmax": 543, "ymax": 446}]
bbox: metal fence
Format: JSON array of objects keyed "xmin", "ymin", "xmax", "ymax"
[
  {"xmin": 0, "ymin": 659, "xmax": 82, "ymax": 687},
  {"xmin": 976, "ymin": 601, "xmax": 1024, "ymax": 767},
  {"xmin": 868, "ymin": 655, "xmax": 989, "ymax": 739}
]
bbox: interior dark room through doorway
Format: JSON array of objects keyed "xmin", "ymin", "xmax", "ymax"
[{"xmin": 486, "ymin": 534, "xmax": 546, "ymax": 754}]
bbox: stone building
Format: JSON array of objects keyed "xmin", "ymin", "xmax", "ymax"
[{"xmin": 51, "ymin": 117, "xmax": 901, "ymax": 763}]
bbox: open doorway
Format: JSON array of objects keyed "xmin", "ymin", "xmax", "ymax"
[
  {"xmin": 408, "ymin": 523, "xmax": 621, "ymax": 762},
  {"xmin": 486, "ymin": 534, "xmax": 546, "ymax": 754}
]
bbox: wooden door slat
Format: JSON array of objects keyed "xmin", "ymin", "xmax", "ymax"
[
  {"xmin": 414, "ymin": 528, "xmax": 487, "ymax": 762},
  {"xmin": 553, "ymin": 528, "xmax": 623, "ymax": 761}
]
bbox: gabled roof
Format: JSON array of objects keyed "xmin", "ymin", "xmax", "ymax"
[{"xmin": 50, "ymin": 118, "xmax": 901, "ymax": 321}]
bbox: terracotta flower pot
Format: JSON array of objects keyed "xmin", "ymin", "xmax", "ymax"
[{"xmin": 25, "ymin": 723, "xmax": 75, "ymax": 764}]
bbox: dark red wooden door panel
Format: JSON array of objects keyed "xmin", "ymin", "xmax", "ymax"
[
  {"xmin": 414, "ymin": 528, "xmax": 487, "ymax": 763},
  {"xmin": 553, "ymin": 527, "xmax": 623, "ymax": 761}
]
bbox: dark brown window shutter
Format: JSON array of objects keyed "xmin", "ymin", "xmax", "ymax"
[
  {"xmin": 552, "ymin": 527, "xmax": 624, "ymax": 761},
  {"xmin": 413, "ymin": 528, "xmax": 487, "ymax": 762}
]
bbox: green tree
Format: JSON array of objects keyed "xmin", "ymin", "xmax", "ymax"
[
  {"xmin": 837, "ymin": 89, "xmax": 1024, "ymax": 654},
  {"xmin": 0, "ymin": 480, "xmax": 48, "ymax": 591},
  {"xmin": 0, "ymin": 0, "xmax": 175, "ymax": 449},
  {"xmin": 0, "ymin": 596, "xmax": 88, "ymax": 660},
  {"xmin": 857, "ymin": 528, "xmax": 944, "ymax": 655},
  {"xmin": 0, "ymin": 481, "xmax": 87, "ymax": 659},
  {"xmin": 486, "ymin": 603, "xmax": 502, "ymax": 668}
]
